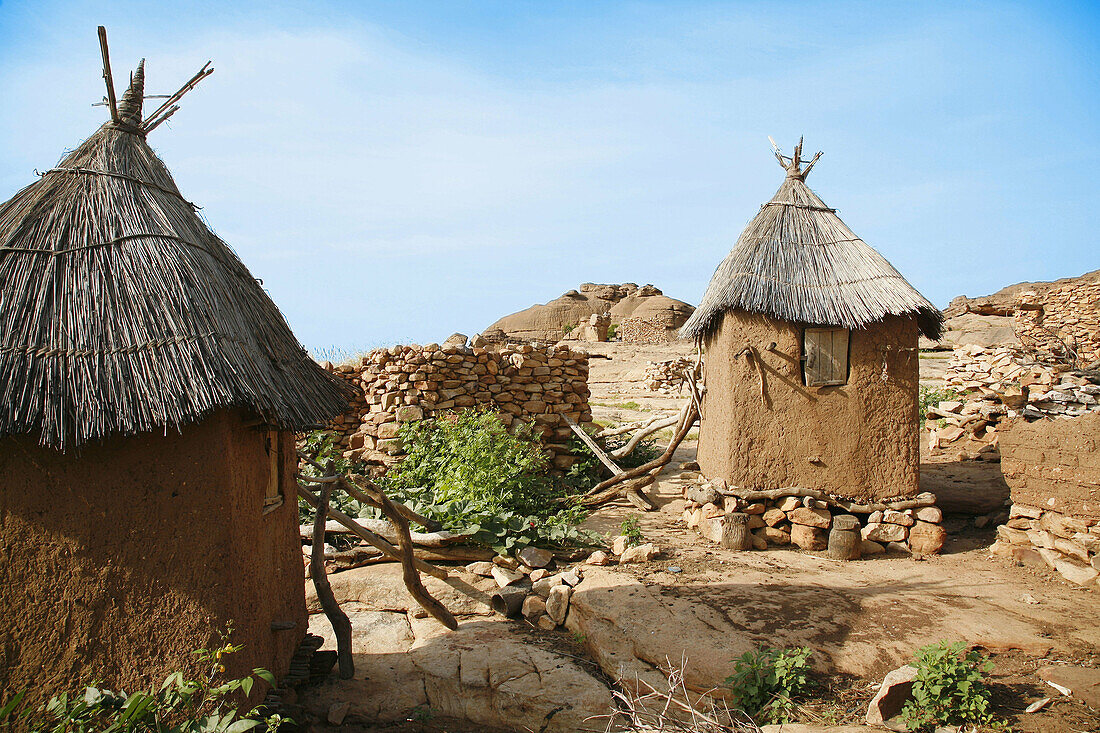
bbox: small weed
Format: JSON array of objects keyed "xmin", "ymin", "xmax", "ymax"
[
  {"xmin": 619, "ymin": 516, "xmax": 644, "ymax": 547},
  {"xmin": 724, "ymin": 646, "xmax": 813, "ymax": 724},
  {"xmin": 570, "ymin": 631, "xmax": 587, "ymax": 646},
  {"xmin": 919, "ymin": 386, "xmax": 966, "ymax": 428},
  {"xmin": 607, "ymin": 323, "xmax": 619, "ymax": 340},
  {"xmin": 409, "ymin": 704, "xmax": 435, "ymax": 723},
  {"xmin": 900, "ymin": 641, "xmax": 998, "ymax": 731}
]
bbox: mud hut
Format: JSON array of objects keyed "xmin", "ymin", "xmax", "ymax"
[
  {"xmin": 680, "ymin": 140, "xmax": 942, "ymax": 502},
  {"xmin": 0, "ymin": 42, "xmax": 350, "ymax": 699}
]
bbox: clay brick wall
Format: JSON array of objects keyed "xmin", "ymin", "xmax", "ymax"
[
  {"xmin": 1015, "ymin": 276, "xmax": 1100, "ymax": 364},
  {"xmin": 325, "ymin": 343, "xmax": 592, "ymax": 472},
  {"xmin": 999, "ymin": 414, "xmax": 1100, "ymax": 522}
]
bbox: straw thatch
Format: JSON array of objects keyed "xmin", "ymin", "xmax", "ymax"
[
  {"xmin": 680, "ymin": 142, "xmax": 943, "ymax": 343},
  {"xmin": 0, "ymin": 61, "xmax": 351, "ymax": 450}
]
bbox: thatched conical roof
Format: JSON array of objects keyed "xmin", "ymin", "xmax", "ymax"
[
  {"xmin": 0, "ymin": 58, "xmax": 351, "ymax": 450},
  {"xmin": 680, "ymin": 141, "xmax": 943, "ymax": 343}
]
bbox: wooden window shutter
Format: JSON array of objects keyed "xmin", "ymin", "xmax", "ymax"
[
  {"xmin": 263, "ymin": 429, "xmax": 283, "ymax": 511},
  {"xmin": 803, "ymin": 328, "xmax": 849, "ymax": 387}
]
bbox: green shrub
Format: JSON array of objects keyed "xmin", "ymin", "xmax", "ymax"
[
  {"xmin": 725, "ymin": 647, "xmax": 812, "ymax": 723},
  {"xmin": 619, "ymin": 516, "xmax": 644, "ymax": 547},
  {"xmin": 918, "ymin": 386, "xmax": 965, "ymax": 428},
  {"xmin": 0, "ymin": 630, "xmax": 284, "ymax": 732},
  {"xmin": 901, "ymin": 641, "xmax": 995, "ymax": 731},
  {"xmin": 380, "ymin": 410, "xmax": 599, "ymax": 552},
  {"xmin": 606, "ymin": 323, "xmax": 618, "ymax": 340},
  {"xmin": 562, "ymin": 323, "xmax": 576, "ymax": 335}
]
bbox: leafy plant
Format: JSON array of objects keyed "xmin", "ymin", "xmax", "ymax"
[
  {"xmin": 562, "ymin": 323, "xmax": 576, "ymax": 335},
  {"xmin": 724, "ymin": 646, "xmax": 812, "ymax": 724},
  {"xmin": 606, "ymin": 323, "xmax": 619, "ymax": 340},
  {"xmin": 901, "ymin": 641, "xmax": 995, "ymax": 731},
  {"xmin": 918, "ymin": 386, "xmax": 965, "ymax": 428},
  {"xmin": 379, "ymin": 410, "xmax": 600, "ymax": 552},
  {"xmin": 619, "ymin": 516, "xmax": 644, "ymax": 547},
  {"xmin": 0, "ymin": 628, "xmax": 283, "ymax": 732}
]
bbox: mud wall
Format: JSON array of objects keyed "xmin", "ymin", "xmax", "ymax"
[
  {"xmin": 0, "ymin": 409, "xmax": 306, "ymax": 702},
  {"xmin": 999, "ymin": 414, "xmax": 1100, "ymax": 522},
  {"xmin": 697, "ymin": 312, "xmax": 920, "ymax": 502}
]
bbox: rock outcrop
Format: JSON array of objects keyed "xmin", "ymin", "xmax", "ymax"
[{"xmin": 487, "ymin": 283, "xmax": 694, "ymax": 342}]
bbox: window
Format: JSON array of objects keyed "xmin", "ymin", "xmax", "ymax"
[
  {"xmin": 802, "ymin": 328, "xmax": 849, "ymax": 386},
  {"xmin": 263, "ymin": 429, "xmax": 283, "ymax": 513}
]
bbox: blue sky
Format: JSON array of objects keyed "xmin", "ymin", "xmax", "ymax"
[{"xmin": 1, "ymin": 1, "xmax": 1098, "ymax": 352}]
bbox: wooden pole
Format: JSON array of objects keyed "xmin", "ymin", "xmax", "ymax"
[
  {"xmin": 311, "ymin": 476, "xmax": 354, "ymax": 679},
  {"xmin": 97, "ymin": 27, "xmax": 119, "ymax": 123}
]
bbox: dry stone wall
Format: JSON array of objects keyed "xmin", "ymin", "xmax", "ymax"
[
  {"xmin": 928, "ymin": 345, "xmax": 1100, "ymax": 462},
  {"xmin": 323, "ymin": 342, "xmax": 592, "ymax": 472},
  {"xmin": 618, "ymin": 316, "xmax": 677, "ymax": 345},
  {"xmin": 1014, "ymin": 276, "xmax": 1100, "ymax": 365}
]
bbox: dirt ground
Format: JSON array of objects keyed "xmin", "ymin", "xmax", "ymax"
[
  {"xmin": 577, "ymin": 340, "xmax": 1099, "ymax": 732},
  {"xmin": 296, "ymin": 340, "xmax": 1098, "ymax": 732}
]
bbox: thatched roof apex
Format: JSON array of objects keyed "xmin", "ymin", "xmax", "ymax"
[
  {"xmin": 0, "ymin": 40, "xmax": 350, "ymax": 450},
  {"xmin": 680, "ymin": 139, "xmax": 943, "ymax": 343}
]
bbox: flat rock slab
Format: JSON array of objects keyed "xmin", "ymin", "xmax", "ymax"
[
  {"xmin": 565, "ymin": 560, "xmax": 1087, "ymax": 692},
  {"xmin": 306, "ymin": 563, "xmax": 498, "ymax": 617},
  {"xmin": 1038, "ymin": 665, "xmax": 1100, "ymax": 710},
  {"xmin": 304, "ymin": 565, "xmax": 613, "ymax": 732}
]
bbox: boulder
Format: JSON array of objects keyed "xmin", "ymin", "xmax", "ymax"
[
  {"xmin": 788, "ymin": 507, "xmax": 832, "ymax": 529},
  {"xmin": 790, "ymin": 524, "xmax": 827, "ymax": 551},
  {"xmin": 866, "ymin": 665, "xmax": 917, "ymax": 730},
  {"xmin": 517, "ymin": 546, "xmax": 554, "ymax": 569},
  {"xmin": 491, "ymin": 566, "xmax": 526, "ymax": 588},
  {"xmin": 908, "ymin": 521, "xmax": 947, "ymax": 555},
  {"xmin": 862, "ymin": 522, "xmax": 908, "ymax": 544},
  {"xmin": 546, "ymin": 584, "xmax": 573, "ymax": 625},
  {"xmin": 585, "ymin": 550, "xmax": 610, "ymax": 566},
  {"xmin": 619, "ymin": 543, "xmax": 658, "ymax": 564}
]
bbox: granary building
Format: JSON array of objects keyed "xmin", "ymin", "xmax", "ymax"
[
  {"xmin": 680, "ymin": 140, "xmax": 943, "ymax": 503},
  {"xmin": 0, "ymin": 50, "xmax": 349, "ymax": 699}
]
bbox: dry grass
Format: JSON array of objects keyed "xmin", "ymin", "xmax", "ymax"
[
  {"xmin": 0, "ymin": 61, "xmax": 350, "ymax": 449},
  {"xmin": 680, "ymin": 146, "xmax": 942, "ymax": 343}
]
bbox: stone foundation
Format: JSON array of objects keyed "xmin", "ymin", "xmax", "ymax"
[
  {"xmin": 676, "ymin": 473, "xmax": 945, "ymax": 558},
  {"xmin": 323, "ymin": 342, "xmax": 592, "ymax": 472}
]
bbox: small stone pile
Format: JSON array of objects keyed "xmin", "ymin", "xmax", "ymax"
[
  {"xmin": 324, "ymin": 341, "xmax": 592, "ymax": 472},
  {"xmin": 617, "ymin": 316, "xmax": 676, "ymax": 345},
  {"xmin": 676, "ymin": 471, "xmax": 945, "ymax": 558},
  {"xmin": 643, "ymin": 356, "xmax": 695, "ymax": 393},
  {"xmin": 992, "ymin": 504, "xmax": 1100, "ymax": 588},
  {"xmin": 468, "ymin": 540, "xmax": 660, "ymax": 629},
  {"xmin": 928, "ymin": 345, "xmax": 1100, "ymax": 459}
]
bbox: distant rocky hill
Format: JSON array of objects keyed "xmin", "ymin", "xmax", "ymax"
[{"xmin": 486, "ymin": 283, "xmax": 694, "ymax": 342}]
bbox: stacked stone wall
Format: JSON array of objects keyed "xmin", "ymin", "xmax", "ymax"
[
  {"xmin": 618, "ymin": 316, "xmax": 675, "ymax": 345},
  {"xmin": 1015, "ymin": 277, "xmax": 1100, "ymax": 364},
  {"xmin": 324, "ymin": 343, "xmax": 592, "ymax": 472}
]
